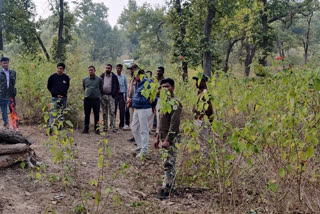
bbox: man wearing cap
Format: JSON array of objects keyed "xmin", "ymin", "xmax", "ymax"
[
  {"xmin": 154, "ymin": 78, "xmax": 182, "ymax": 199},
  {"xmin": 100, "ymin": 64, "xmax": 120, "ymax": 133},
  {"xmin": 0, "ymin": 57, "xmax": 17, "ymax": 127},
  {"xmin": 192, "ymin": 74, "xmax": 213, "ymax": 157},
  {"xmin": 131, "ymin": 69, "xmax": 157, "ymax": 158}
]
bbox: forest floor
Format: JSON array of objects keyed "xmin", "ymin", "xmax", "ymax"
[{"xmin": 0, "ymin": 123, "xmax": 216, "ymax": 214}]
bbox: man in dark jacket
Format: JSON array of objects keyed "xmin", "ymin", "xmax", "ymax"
[
  {"xmin": 0, "ymin": 57, "xmax": 17, "ymax": 127},
  {"xmin": 47, "ymin": 62, "xmax": 70, "ymax": 133},
  {"xmin": 131, "ymin": 69, "xmax": 157, "ymax": 158},
  {"xmin": 100, "ymin": 64, "xmax": 120, "ymax": 133}
]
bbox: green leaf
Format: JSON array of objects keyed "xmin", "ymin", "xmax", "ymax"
[
  {"xmin": 314, "ymin": 78, "xmax": 320, "ymax": 91},
  {"xmin": 305, "ymin": 146, "xmax": 314, "ymax": 159},
  {"xmin": 278, "ymin": 168, "xmax": 285, "ymax": 178},
  {"xmin": 66, "ymin": 120, "xmax": 73, "ymax": 127}
]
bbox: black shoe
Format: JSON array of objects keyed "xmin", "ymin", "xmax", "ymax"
[
  {"xmin": 157, "ymin": 188, "xmax": 169, "ymax": 200},
  {"xmin": 128, "ymin": 137, "xmax": 135, "ymax": 142},
  {"xmin": 82, "ymin": 129, "xmax": 88, "ymax": 134}
]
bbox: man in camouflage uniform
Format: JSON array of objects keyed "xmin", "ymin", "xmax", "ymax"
[{"xmin": 154, "ymin": 78, "xmax": 182, "ymax": 200}]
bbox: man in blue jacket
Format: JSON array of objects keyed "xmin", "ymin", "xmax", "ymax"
[{"xmin": 131, "ymin": 69, "xmax": 157, "ymax": 158}]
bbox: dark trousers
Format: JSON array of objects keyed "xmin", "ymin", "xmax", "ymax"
[
  {"xmin": 84, "ymin": 98, "xmax": 100, "ymax": 130},
  {"xmin": 125, "ymin": 106, "xmax": 130, "ymax": 126},
  {"xmin": 115, "ymin": 93, "xmax": 125, "ymax": 128}
]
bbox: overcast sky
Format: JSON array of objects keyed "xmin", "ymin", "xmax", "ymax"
[
  {"xmin": 33, "ymin": 0, "xmax": 166, "ymax": 26},
  {"xmin": 33, "ymin": 0, "xmax": 166, "ymax": 27}
]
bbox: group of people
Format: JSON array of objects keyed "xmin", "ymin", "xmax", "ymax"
[
  {"xmin": 46, "ymin": 62, "xmax": 186, "ymax": 199},
  {"xmin": 0, "ymin": 57, "xmax": 212, "ymax": 200}
]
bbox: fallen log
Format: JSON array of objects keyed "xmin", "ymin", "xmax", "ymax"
[
  {"xmin": 0, "ymin": 153, "xmax": 29, "ymax": 168},
  {"xmin": 0, "ymin": 128, "xmax": 39, "ymax": 168},
  {"xmin": 0, "ymin": 128, "xmax": 33, "ymax": 145},
  {"xmin": 0, "ymin": 144, "xmax": 30, "ymax": 155}
]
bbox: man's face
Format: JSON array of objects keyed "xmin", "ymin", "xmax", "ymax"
[
  {"xmin": 157, "ymin": 69, "xmax": 164, "ymax": 78},
  {"xmin": 161, "ymin": 82, "xmax": 174, "ymax": 95},
  {"xmin": 57, "ymin": 66, "xmax": 64, "ymax": 75},
  {"xmin": 89, "ymin": 67, "xmax": 95, "ymax": 76},
  {"xmin": 116, "ymin": 66, "xmax": 122, "ymax": 74},
  {"xmin": 105, "ymin": 65, "xmax": 112, "ymax": 74},
  {"xmin": 1, "ymin": 61, "xmax": 9, "ymax": 70}
]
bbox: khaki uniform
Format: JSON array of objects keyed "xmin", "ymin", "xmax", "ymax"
[{"xmin": 159, "ymin": 96, "xmax": 182, "ymax": 190}]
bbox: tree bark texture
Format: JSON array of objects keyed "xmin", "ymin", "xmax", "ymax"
[
  {"xmin": 203, "ymin": 1, "xmax": 215, "ymax": 78},
  {"xmin": 0, "ymin": 129, "xmax": 33, "ymax": 145},
  {"xmin": 57, "ymin": 0, "xmax": 64, "ymax": 61},
  {"xmin": 0, "ymin": 153, "xmax": 28, "ymax": 168},
  {"xmin": 245, "ymin": 42, "xmax": 256, "ymax": 77},
  {"xmin": 0, "ymin": 143, "xmax": 30, "ymax": 155}
]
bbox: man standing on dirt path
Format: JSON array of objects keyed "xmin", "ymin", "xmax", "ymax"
[
  {"xmin": 100, "ymin": 64, "xmax": 119, "ymax": 133},
  {"xmin": 131, "ymin": 69, "xmax": 157, "ymax": 158},
  {"xmin": 192, "ymin": 74, "xmax": 213, "ymax": 158},
  {"xmin": 47, "ymin": 62, "xmax": 70, "ymax": 134},
  {"xmin": 115, "ymin": 64, "xmax": 127, "ymax": 130},
  {"xmin": 0, "ymin": 57, "xmax": 17, "ymax": 128},
  {"xmin": 82, "ymin": 66, "xmax": 103, "ymax": 134},
  {"xmin": 154, "ymin": 78, "xmax": 182, "ymax": 200},
  {"xmin": 155, "ymin": 66, "xmax": 165, "ymax": 137},
  {"xmin": 125, "ymin": 64, "xmax": 139, "ymax": 143}
]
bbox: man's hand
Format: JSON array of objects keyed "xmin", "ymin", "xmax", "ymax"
[
  {"xmin": 57, "ymin": 95, "xmax": 63, "ymax": 98},
  {"xmin": 126, "ymin": 98, "xmax": 132, "ymax": 108},
  {"xmin": 154, "ymin": 138, "xmax": 160, "ymax": 149},
  {"xmin": 161, "ymin": 140, "xmax": 170, "ymax": 150},
  {"xmin": 152, "ymin": 107, "xmax": 156, "ymax": 114}
]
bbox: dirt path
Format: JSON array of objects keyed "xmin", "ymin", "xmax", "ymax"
[{"xmin": 0, "ymin": 125, "xmax": 214, "ymax": 214}]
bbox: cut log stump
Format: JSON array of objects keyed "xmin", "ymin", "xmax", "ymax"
[{"xmin": 0, "ymin": 128, "xmax": 38, "ymax": 169}]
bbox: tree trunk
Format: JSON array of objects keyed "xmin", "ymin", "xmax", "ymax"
[
  {"xmin": 245, "ymin": 42, "xmax": 256, "ymax": 77},
  {"xmin": 304, "ymin": 12, "xmax": 313, "ymax": 65},
  {"xmin": 259, "ymin": 0, "xmax": 268, "ymax": 66},
  {"xmin": 57, "ymin": 0, "xmax": 64, "ymax": 62},
  {"xmin": 203, "ymin": 1, "xmax": 215, "ymax": 78},
  {"xmin": 36, "ymin": 33, "xmax": 50, "ymax": 62},
  {"xmin": 175, "ymin": 0, "xmax": 188, "ymax": 81},
  {"xmin": 224, "ymin": 39, "xmax": 241, "ymax": 73}
]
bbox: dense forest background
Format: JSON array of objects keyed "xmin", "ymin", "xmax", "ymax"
[{"xmin": 2, "ymin": 0, "xmax": 320, "ymax": 77}]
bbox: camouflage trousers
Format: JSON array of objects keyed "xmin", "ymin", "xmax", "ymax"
[
  {"xmin": 101, "ymin": 95, "xmax": 115, "ymax": 130},
  {"xmin": 162, "ymin": 144, "xmax": 177, "ymax": 190}
]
